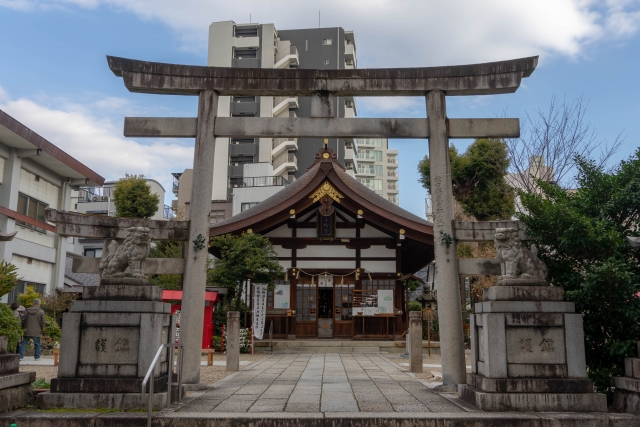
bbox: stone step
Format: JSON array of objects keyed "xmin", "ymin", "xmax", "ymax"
[
  {"xmin": 271, "ymin": 346, "xmax": 380, "ymax": 354},
  {"xmin": 459, "ymin": 384, "xmax": 608, "ymax": 412},
  {"xmin": 1, "ymin": 411, "xmax": 637, "ymax": 426}
]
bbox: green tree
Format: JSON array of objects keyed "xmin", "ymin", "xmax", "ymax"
[
  {"xmin": 17, "ymin": 285, "xmax": 41, "ymax": 308},
  {"xmin": 113, "ymin": 174, "xmax": 160, "ymax": 218},
  {"xmin": 209, "ymin": 233, "xmax": 284, "ymax": 311},
  {"xmin": 43, "ymin": 289, "xmax": 77, "ymax": 323},
  {"xmin": 518, "ymin": 150, "xmax": 640, "ymax": 397},
  {"xmin": 418, "ymin": 138, "xmax": 514, "ymax": 220},
  {"xmin": 0, "ymin": 261, "xmax": 22, "ymax": 352},
  {"xmin": 148, "ymin": 240, "xmax": 184, "ymax": 290}
]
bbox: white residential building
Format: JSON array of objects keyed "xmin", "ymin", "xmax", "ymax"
[
  {"xmin": 0, "ymin": 109, "xmax": 104, "ymax": 302},
  {"xmin": 207, "ymin": 21, "xmax": 359, "ymax": 201},
  {"xmin": 356, "ymin": 138, "xmax": 399, "ymax": 205}
]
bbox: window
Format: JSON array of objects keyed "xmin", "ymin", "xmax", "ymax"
[
  {"xmin": 357, "ymin": 150, "xmax": 382, "ymax": 162},
  {"xmin": 334, "ymin": 284, "xmax": 354, "ymax": 321},
  {"xmin": 296, "ymin": 284, "xmax": 316, "ymax": 321},
  {"xmin": 241, "ymin": 202, "xmax": 259, "ymax": 212},
  {"xmin": 16, "ymin": 193, "xmax": 48, "ymax": 233},
  {"xmin": 357, "ymin": 165, "xmax": 383, "ymax": 176},
  {"xmin": 84, "ymin": 248, "xmax": 103, "ymax": 258},
  {"xmin": 324, "ymin": 59, "xmax": 330, "ymax": 65},
  {"xmin": 322, "ymin": 39, "xmax": 332, "ymax": 45},
  {"xmin": 7, "ymin": 281, "xmax": 46, "ymax": 304},
  {"xmin": 362, "ymin": 279, "xmax": 395, "ymax": 291},
  {"xmin": 234, "ymin": 48, "xmax": 257, "ymax": 59},
  {"xmin": 358, "ymin": 178, "xmax": 383, "ymax": 191}
]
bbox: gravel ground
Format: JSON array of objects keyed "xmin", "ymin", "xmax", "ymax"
[{"xmin": 20, "ymin": 354, "xmax": 268, "ymax": 385}]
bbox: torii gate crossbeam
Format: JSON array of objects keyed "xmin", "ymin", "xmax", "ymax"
[{"xmin": 107, "ymin": 55, "xmax": 538, "ymax": 387}]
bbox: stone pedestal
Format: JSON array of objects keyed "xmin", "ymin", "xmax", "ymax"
[
  {"xmin": 409, "ymin": 312, "xmax": 423, "ymax": 373},
  {"xmin": 38, "ymin": 279, "xmax": 173, "ymax": 410},
  {"xmin": 0, "ymin": 337, "xmax": 35, "ymax": 412},
  {"xmin": 612, "ymin": 341, "xmax": 640, "ymax": 415},
  {"xmin": 458, "ymin": 284, "xmax": 607, "ymax": 412}
]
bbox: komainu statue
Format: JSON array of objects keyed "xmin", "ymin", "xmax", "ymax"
[
  {"xmin": 494, "ymin": 227, "xmax": 547, "ymax": 282},
  {"xmin": 99, "ymin": 227, "xmax": 151, "ymax": 278}
]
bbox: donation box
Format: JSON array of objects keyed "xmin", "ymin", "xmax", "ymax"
[{"xmin": 162, "ymin": 290, "xmax": 219, "ymax": 349}]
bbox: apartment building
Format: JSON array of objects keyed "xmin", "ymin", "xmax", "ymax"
[
  {"xmin": 355, "ymin": 138, "xmax": 399, "ymax": 205},
  {"xmin": 207, "ymin": 21, "xmax": 359, "ymax": 202},
  {"xmin": 0, "ymin": 109, "xmax": 104, "ymax": 302},
  {"xmin": 67, "ymin": 179, "xmax": 169, "ymax": 257}
]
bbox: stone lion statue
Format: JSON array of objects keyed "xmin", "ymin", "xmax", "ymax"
[
  {"xmin": 99, "ymin": 227, "xmax": 151, "ymax": 278},
  {"xmin": 494, "ymin": 227, "xmax": 547, "ymax": 281}
]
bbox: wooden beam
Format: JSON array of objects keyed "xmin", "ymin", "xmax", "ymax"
[
  {"xmin": 453, "ymin": 220, "xmax": 531, "ymax": 242},
  {"xmin": 46, "ymin": 209, "xmax": 189, "ymax": 240},
  {"xmin": 72, "ymin": 256, "xmax": 185, "ymax": 274},
  {"xmin": 458, "ymin": 258, "xmax": 501, "ymax": 275},
  {"xmin": 270, "ymin": 237, "xmax": 396, "ymax": 246},
  {"xmin": 124, "ymin": 117, "xmax": 520, "ymax": 140}
]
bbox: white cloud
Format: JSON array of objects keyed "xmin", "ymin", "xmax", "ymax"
[
  {"xmin": 3, "ymin": 0, "xmax": 640, "ymax": 66},
  {"xmin": 0, "ymin": 88, "xmax": 194, "ymax": 202}
]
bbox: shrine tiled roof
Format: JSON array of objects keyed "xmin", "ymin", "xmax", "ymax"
[{"xmin": 210, "ymin": 147, "xmax": 433, "ymax": 243}]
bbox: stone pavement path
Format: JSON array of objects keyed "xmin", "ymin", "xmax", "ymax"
[{"xmin": 179, "ymin": 353, "xmax": 468, "ymax": 413}]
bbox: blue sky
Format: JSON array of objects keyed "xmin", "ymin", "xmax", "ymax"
[{"xmin": 1, "ymin": 0, "xmax": 639, "ymax": 217}]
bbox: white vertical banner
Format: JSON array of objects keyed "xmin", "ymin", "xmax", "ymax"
[{"xmin": 253, "ymin": 284, "xmax": 268, "ymax": 340}]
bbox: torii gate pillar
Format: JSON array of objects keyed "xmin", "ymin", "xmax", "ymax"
[
  {"xmin": 426, "ymin": 90, "xmax": 466, "ymax": 387},
  {"xmin": 180, "ymin": 90, "xmax": 218, "ymax": 384}
]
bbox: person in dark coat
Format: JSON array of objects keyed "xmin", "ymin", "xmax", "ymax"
[
  {"xmin": 10, "ymin": 302, "xmax": 25, "ymax": 354},
  {"xmin": 19, "ymin": 299, "xmax": 45, "ymax": 360}
]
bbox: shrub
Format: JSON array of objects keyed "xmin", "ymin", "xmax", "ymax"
[
  {"xmin": 407, "ymin": 301, "xmax": 422, "ymax": 312},
  {"xmin": 31, "ymin": 378, "xmax": 50, "ymax": 389},
  {"xmin": 17, "ymin": 285, "xmax": 41, "ymax": 308},
  {"xmin": 43, "ymin": 315, "xmax": 61, "ymax": 344},
  {"xmin": 0, "ymin": 261, "xmax": 20, "ymax": 298},
  {"xmin": 0, "ymin": 304, "xmax": 23, "ymax": 352}
]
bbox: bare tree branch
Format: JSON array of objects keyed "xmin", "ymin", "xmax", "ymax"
[{"xmin": 504, "ymin": 95, "xmax": 625, "ymax": 195}]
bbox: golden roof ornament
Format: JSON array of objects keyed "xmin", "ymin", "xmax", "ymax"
[{"xmin": 310, "ymin": 181, "xmax": 344, "ymax": 204}]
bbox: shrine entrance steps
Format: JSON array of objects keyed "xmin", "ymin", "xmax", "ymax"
[{"xmin": 254, "ymin": 339, "xmax": 440, "ymax": 354}]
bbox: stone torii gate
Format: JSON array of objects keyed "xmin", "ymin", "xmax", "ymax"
[{"xmin": 107, "ymin": 55, "xmax": 538, "ymax": 386}]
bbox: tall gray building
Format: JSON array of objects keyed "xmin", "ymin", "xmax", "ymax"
[{"xmin": 207, "ymin": 21, "xmax": 358, "ymax": 200}]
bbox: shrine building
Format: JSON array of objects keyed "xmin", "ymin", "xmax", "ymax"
[{"xmin": 209, "ymin": 145, "xmax": 434, "ymax": 339}]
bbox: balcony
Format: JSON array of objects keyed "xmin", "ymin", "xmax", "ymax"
[
  {"xmin": 387, "ymin": 184, "xmax": 399, "ymax": 193},
  {"xmin": 274, "ymin": 45, "xmax": 300, "ymax": 69},
  {"xmin": 77, "ymin": 187, "xmax": 113, "ymax": 203},
  {"xmin": 230, "ymin": 176, "xmax": 290, "ymax": 188},
  {"xmin": 345, "ymin": 42, "xmax": 356, "ymax": 64},
  {"xmin": 272, "ymin": 137, "xmax": 298, "ymax": 158},
  {"xmin": 163, "ymin": 205, "xmax": 174, "ymax": 219},
  {"xmin": 357, "ymin": 168, "xmax": 375, "ymax": 177},
  {"xmin": 345, "ymin": 59, "xmax": 355, "ymax": 70},
  {"xmin": 230, "ymin": 100, "xmax": 258, "ymax": 116},
  {"xmin": 229, "ymin": 142, "xmax": 257, "ymax": 156},
  {"xmin": 273, "ymin": 96, "xmax": 298, "ymax": 117},
  {"xmin": 387, "ymin": 171, "xmax": 398, "ymax": 179},
  {"xmin": 387, "ymin": 158, "xmax": 398, "ymax": 164},
  {"xmin": 273, "ymin": 152, "xmax": 297, "ymax": 176}
]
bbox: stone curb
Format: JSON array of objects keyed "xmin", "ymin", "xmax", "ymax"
[{"xmin": 1, "ymin": 410, "xmax": 638, "ymax": 427}]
